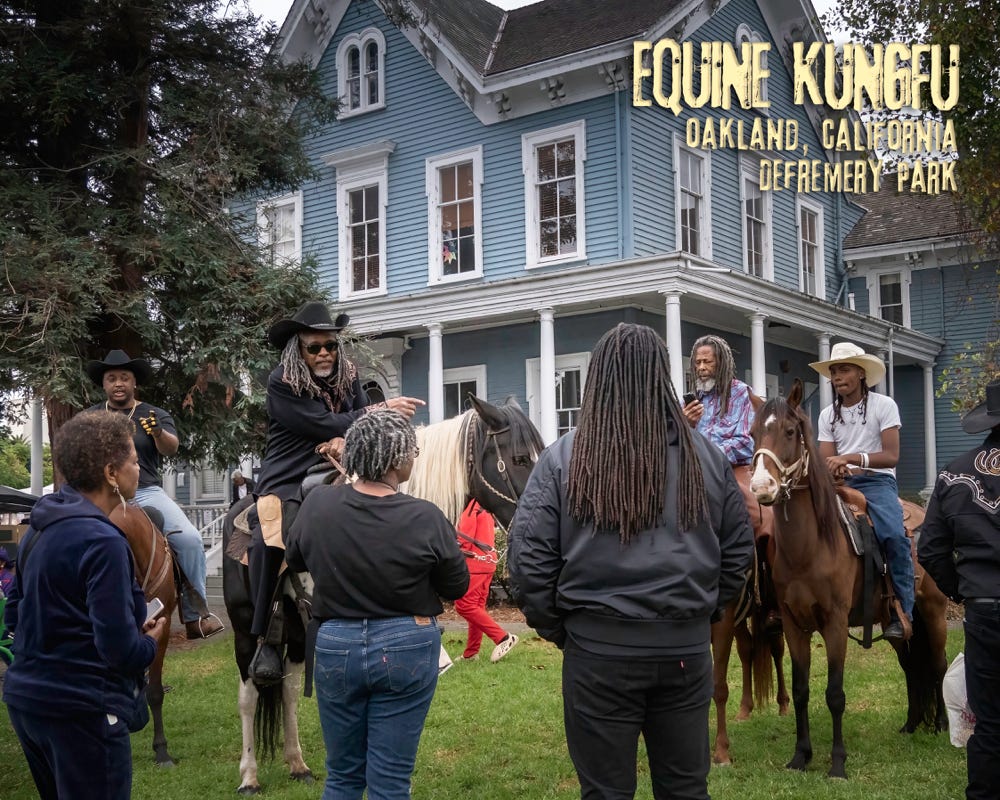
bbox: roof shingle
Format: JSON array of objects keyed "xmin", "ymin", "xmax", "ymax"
[{"xmin": 844, "ymin": 181, "xmax": 975, "ymax": 250}]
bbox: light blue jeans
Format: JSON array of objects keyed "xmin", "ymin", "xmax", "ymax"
[
  {"xmin": 846, "ymin": 473, "xmax": 915, "ymax": 618},
  {"xmin": 133, "ymin": 485, "xmax": 207, "ymax": 623},
  {"xmin": 315, "ymin": 616, "xmax": 440, "ymax": 800}
]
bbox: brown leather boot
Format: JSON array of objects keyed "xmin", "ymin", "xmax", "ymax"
[{"xmin": 185, "ymin": 614, "xmax": 225, "ymax": 640}]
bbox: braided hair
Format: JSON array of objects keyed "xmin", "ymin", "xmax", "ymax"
[
  {"xmin": 832, "ymin": 375, "xmax": 870, "ymax": 425},
  {"xmin": 690, "ymin": 334, "xmax": 737, "ymax": 415},
  {"xmin": 568, "ymin": 323, "xmax": 707, "ymax": 543},
  {"xmin": 343, "ymin": 409, "xmax": 417, "ymax": 481},
  {"xmin": 279, "ymin": 333, "xmax": 357, "ymax": 405}
]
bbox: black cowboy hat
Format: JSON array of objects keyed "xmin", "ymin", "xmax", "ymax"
[
  {"xmin": 85, "ymin": 350, "xmax": 153, "ymax": 386},
  {"xmin": 961, "ymin": 378, "xmax": 1000, "ymax": 434},
  {"xmin": 267, "ymin": 301, "xmax": 350, "ymax": 349}
]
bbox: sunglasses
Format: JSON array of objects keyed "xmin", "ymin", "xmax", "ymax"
[{"xmin": 302, "ymin": 340, "xmax": 339, "ymax": 355}]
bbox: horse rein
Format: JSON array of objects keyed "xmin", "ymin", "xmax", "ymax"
[{"xmin": 752, "ymin": 437, "xmax": 810, "ymax": 505}]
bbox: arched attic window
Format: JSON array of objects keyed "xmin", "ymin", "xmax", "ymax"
[{"xmin": 337, "ymin": 28, "xmax": 386, "ymax": 117}]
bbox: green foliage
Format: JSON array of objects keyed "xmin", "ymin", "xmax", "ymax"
[
  {"xmin": 0, "ymin": 436, "xmax": 51, "ymax": 488},
  {"xmin": 0, "ymin": 627, "xmax": 970, "ymax": 798},
  {"xmin": 0, "ymin": 0, "xmax": 339, "ymax": 466}
]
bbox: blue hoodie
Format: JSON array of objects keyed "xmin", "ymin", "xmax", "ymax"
[{"xmin": 2, "ymin": 485, "xmax": 156, "ymax": 719}]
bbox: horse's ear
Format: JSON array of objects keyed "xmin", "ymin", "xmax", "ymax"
[
  {"xmin": 469, "ymin": 395, "xmax": 505, "ymax": 429},
  {"xmin": 787, "ymin": 378, "xmax": 803, "ymax": 410}
]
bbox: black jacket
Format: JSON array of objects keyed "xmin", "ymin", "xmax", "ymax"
[
  {"xmin": 918, "ymin": 429, "xmax": 1000, "ymax": 602},
  {"xmin": 255, "ymin": 366, "xmax": 368, "ymax": 501},
  {"xmin": 508, "ymin": 423, "xmax": 754, "ymax": 654}
]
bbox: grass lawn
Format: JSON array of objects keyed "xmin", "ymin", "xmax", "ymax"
[{"xmin": 1, "ymin": 627, "xmax": 968, "ymax": 799}]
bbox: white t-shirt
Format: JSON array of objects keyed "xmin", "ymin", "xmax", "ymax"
[{"xmin": 817, "ymin": 391, "xmax": 901, "ymax": 478}]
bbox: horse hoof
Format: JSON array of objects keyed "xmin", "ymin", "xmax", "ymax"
[
  {"xmin": 155, "ymin": 758, "xmax": 176, "ymax": 768},
  {"xmin": 827, "ymin": 767, "xmax": 847, "ymax": 780},
  {"xmin": 786, "ymin": 756, "xmax": 809, "ymax": 771},
  {"xmin": 291, "ymin": 770, "xmax": 314, "ymax": 784},
  {"xmin": 237, "ymin": 786, "xmax": 261, "ymax": 796}
]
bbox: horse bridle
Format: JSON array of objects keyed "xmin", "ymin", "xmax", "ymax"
[
  {"xmin": 752, "ymin": 435, "xmax": 810, "ymax": 505},
  {"xmin": 465, "ymin": 411, "xmax": 520, "ymax": 509}
]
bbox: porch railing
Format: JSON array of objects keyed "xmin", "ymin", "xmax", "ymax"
[{"xmin": 179, "ymin": 503, "xmax": 229, "ymax": 551}]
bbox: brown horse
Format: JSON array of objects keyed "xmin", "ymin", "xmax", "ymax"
[
  {"xmin": 748, "ymin": 381, "xmax": 948, "ymax": 778},
  {"xmin": 109, "ymin": 502, "xmax": 179, "ymax": 767},
  {"xmin": 710, "ymin": 568, "xmax": 790, "ymax": 766}
]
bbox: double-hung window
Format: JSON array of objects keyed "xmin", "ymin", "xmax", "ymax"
[
  {"xmin": 522, "ymin": 121, "xmax": 587, "ymax": 267},
  {"xmin": 336, "ymin": 28, "xmax": 386, "ymax": 117},
  {"xmin": 797, "ymin": 197, "xmax": 825, "ymax": 298},
  {"xmin": 324, "ymin": 140, "xmax": 395, "ymax": 299},
  {"xmin": 867, "ymin": 269, "xmax": 911, "ymax": 327},
  {"xmin": 442, "ymin": 365, "xmax": 486, "ymax": 419},
  {"xmin": 426, "ymin": 147, "xmax": 483, "ymax": 283},
  {"xmin": 740, "ymin": 158, "xmax": 772, "ymax": 279},
  {"xmin": 257, "ymin": 192, "xmax": 302, "ymax": 266},
  {"xmin": 673, "ymin": 136, "xmax": 711, "ymax": 257},
  {"xmin": 525, "ymin": 352, "xmax": 590, "ymax": 436}
]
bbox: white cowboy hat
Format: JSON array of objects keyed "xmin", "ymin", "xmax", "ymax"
[{"xmin": 808, "ymin": 342, "xmax": 886, "ymax": 387}]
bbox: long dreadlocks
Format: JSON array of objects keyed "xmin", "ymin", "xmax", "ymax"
[
  {"xmin": 568, "ymin": 323, "xmax": 707, "ymax": 543},
  {"xmin": 279, "ymin": 334, "xmax": 358, "ymax": 405},
  {"xmin": 690, "ymin": 335, "xmax": 737, "ymax": 416}
]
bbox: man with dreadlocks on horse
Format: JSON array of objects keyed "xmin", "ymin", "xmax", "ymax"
[
  {"xmin": 247, "ymin": 301, "xmax": 424, "ymax": 683},
  {"xmin": 809, "ymin": 342, "xmax": 913, "ymax": 641},
  {"xmin": 509, "ymin": 323, "xmax": 753, "ymax": 800},
  {"xmin": 681, "ymin": 334, "xmax": 781, "ymax": 632}
]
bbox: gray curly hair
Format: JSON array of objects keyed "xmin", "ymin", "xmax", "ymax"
[{"xmin": 343, "ymin": 409, "xmax": 417, "ymax": 481}]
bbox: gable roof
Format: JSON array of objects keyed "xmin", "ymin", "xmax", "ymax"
[
  {"xmin": 408, "ymin": 0, "xmax": 685, "ymax": 75},
  {"xmin": 844, "ymin": 182, "xmax": 975, "ymax": 250}
]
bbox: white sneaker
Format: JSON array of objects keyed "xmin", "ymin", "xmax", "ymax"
[{"xmin": 490, "ymin": 634, "xmax": 519, "ymax": 663}]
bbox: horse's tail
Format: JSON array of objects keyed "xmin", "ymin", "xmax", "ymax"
[
  {"xmin": 900, "ymin": 605, "xmax": 941, "ymax": 729},
  {"xmin": 254, "ymin": 682, "xmax": 284, "ymax": 762},
  {"xmin": 749, "ymin": 604, "xmax": 775, "ymax": 708}
]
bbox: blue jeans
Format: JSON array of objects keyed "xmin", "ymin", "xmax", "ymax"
[
  {"xmin": 7, "ymin": 706, "xmax": 132, "ymax": 800},
  {"xmin": 315, "ymin": 616, "xmax": 440, "ymax": 800},
  {"xmin": 133, "ymin": 485, "xmax": 207, "ymax": 623},
  {"xmin": 964, "ymin": 602, "xmax": 1000, "ymax": 800},
  {"xmin": 846, "ymin": 473, "xmax": 914, "ymax": 618}
]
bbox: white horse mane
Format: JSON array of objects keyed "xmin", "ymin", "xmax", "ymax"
[{"xmin": 400, "ymin": 410, "xmax": 472, "ymax": 525}]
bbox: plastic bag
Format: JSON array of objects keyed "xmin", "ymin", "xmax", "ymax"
[{"xmin": 942, "ymin": 652, "xmax": 976, "ymax": 747}]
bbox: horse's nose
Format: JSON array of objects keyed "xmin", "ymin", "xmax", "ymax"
[{"xmin": 750, "ymin": 460, "xmax": 778, "ymax": 505}]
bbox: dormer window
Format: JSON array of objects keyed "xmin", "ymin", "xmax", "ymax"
[{"xmin": 337, "ymin": 28, "xmax": 386, "ymax": 117}]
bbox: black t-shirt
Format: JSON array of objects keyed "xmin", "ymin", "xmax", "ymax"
[
  {"xmin": 284, "ymin": 484, "xmax": 469, "ymax": 619},
  {"xmin": 88, "ymin": 402, "xmax": 175, "ymax": 488}
]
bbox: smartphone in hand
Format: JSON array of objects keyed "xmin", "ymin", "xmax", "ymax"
[
  {"xmin": 682, "ymin": 392, "xmax": 697, "ymax": 406},
  {"xmin": 144, "ymin": 597, "xmax": 165, "ymax": 624}
]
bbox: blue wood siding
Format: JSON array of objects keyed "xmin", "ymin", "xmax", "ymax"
[
  {"xmin": 299, "ymin": 0, "xmax": 624, "ymax": 299},
  {"xmin": 894, "ymin": 366, "xmax": 926, "ymax": 494}
]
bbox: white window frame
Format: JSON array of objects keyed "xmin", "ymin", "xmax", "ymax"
[
  {"xmin": 256, "ymin": 191, "xmax": 303, "ymax": 267},
  {"xmin": 190, "ymin": 465, "xmax": 227, "ymax": 503},
  {"xmin": 867, "ymin": 267, "xmax": 911, "ymax": 327},
  {"xmin": 425, "ymin": 146, "xmax": 484, "ymax": 285},
  {"xmin": 744, "ymin": 370, "xmax": 780, "ymax": 400},
  {"xmin": 442, "ymin": 365, "xmax": 487, "ymax": 417},
  {"xmin": 522, "ymin": 120, "xmax": 587, "ymax": 269},
  {"xmin": 673, "ymin": 135, "xmax": 712, "ymax": 258},
  {"xmin": 740, "ymin": 157, "xmax": 773, "ymax": 280},
  {"xmin": 525, "ymin": 352, "xmax": 590, "ymax": 432},
  {"xmin": 325, "ymin": 141, "xmax": 395, "ymax": 300},
  {"xmin": 336, "ymin": 28, "xmax": 386, "ymax": 118},
  {"xmin": 796, "ymin": 195, "xmax": 825, "ymax": 299}
]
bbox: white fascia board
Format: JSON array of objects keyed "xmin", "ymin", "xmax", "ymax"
[
  {"xmin": 278, "ymin": 0, "xmax": 352, "ymax": 69},
  {"xmin": 339, "ymin": 254, "xmax": 942, "ymax": 361},
  {"xmin": 844, "ymin": 235, "xmax": 976, "ymax": 263}
]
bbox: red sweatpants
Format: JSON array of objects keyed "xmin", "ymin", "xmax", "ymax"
[{"xmin": 454, "ymin": 571, "xmax": 506, "ymax": 658}]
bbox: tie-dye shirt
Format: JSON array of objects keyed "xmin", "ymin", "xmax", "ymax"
[{"xmin": 695, "ymin": 379, "xmax": 756, "ymax": 466}]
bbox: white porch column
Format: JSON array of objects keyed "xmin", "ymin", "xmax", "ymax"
[
  {"xmin": 876, "ymin": 349, "xmax": 890, "ymax": 394},
  {"xmin": 817, "ymin": 332, "xmax": 832, "ymax": 409},
  {"xmin": 427, "ymin": 323, "xmax": 444, "ymax": 424},
  {"xmin": 662, "ymin": 290, "xmax": 685, "ymax": 396},
  {"xmin": 749, "ymin": 312, "xmax": 766, "ymax": 397},
  {"xmin": 538, "ymin": 308, "xmax": 558, "ymax": 446},
  {"xmin": 162, "ymin": 467, "xmax": 177, "ymax": 500},
  {"xmin": 923, "ymin": 362, "xmax": 938, "ymax": 494},
  {"xmin": 30, "ymin": 395, "xmax": 44, "ymax": 495}
]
